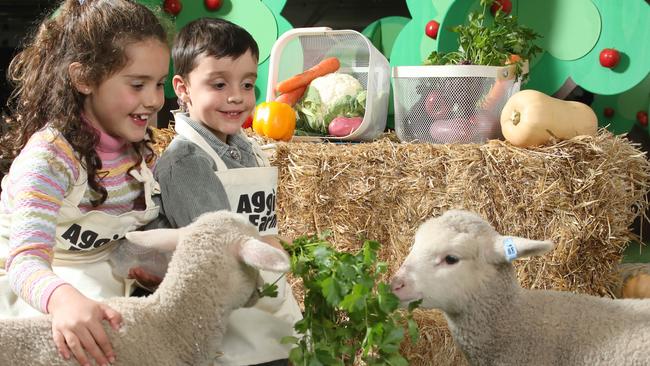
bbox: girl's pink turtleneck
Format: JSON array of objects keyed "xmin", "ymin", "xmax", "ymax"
[
  {"xmin": 82, "ymin": 114, "xmax": 128, "ymax": 160},
  {"xmin": 95, "ymin": 128, "xmax": 127, "ymax": 160}
]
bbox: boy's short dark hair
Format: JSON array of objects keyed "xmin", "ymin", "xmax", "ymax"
[{"xmin": 172, "ymin": 17, "xmax": 259, "ymax": 78}]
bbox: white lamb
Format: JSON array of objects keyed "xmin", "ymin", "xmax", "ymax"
[
  {"xmin": 391, "ymin": 209, "xmax": 650, "ymax": 366},
  {"xmin": 0, "ymin": 210, "xmax": 290, "ymax": 365}
]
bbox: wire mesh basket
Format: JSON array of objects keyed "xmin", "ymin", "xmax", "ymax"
[
  {"xmin": 392, "ymin": 64, "xmax": 523, "ymax": 144},
  {"xmin": 266, "ymin": 27, "xmax": 390, "ymax": 141}
]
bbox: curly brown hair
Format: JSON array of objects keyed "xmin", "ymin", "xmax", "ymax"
[{"xmin": 0, "ymin": 0, "xmax": 171, "ymax": 206}]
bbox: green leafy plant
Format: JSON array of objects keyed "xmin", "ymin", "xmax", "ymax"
[
  {"xmin": 424, "ymin": 0, "xmax": 542, "ymax": 79},
  {"xmin": 281, "ymin": 231, "xmax": 420, "ymax": 366}
]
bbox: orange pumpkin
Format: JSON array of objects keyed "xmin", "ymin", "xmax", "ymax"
[{"xmin": 621, "ymin": 273, "xmax": 650, "ymax": 299}]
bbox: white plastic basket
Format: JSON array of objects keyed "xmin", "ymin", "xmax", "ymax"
[
  {"xmin": 266, "ymin": 27, "xmax": 390, "ymax": 141},
  {"xmin": 392, "ymin": 64, "xmax": 524, "ymax": 144}
]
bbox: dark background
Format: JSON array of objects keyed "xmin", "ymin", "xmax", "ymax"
[{"xmin": 0, "ymin": 0, "xmax": 410, "ymax": 123}]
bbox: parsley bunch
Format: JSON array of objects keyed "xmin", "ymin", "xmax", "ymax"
[
  {"xmin": 281, "ymin": 231, "xmax": 420, "ymax": 366},
  {"xmin": 424, "ymin": 0, "xmax": 542, "ymax": 79}
]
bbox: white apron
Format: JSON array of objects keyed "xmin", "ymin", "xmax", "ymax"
[
  {"xmin": 0, "ymin": 159, "xmax": 160, "ymax": 318},
  {"xmin": 175, "ymin": 120, "xmax": 302, "ymax": 365}
]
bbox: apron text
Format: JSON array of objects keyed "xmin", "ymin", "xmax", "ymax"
[
  {"xmin": 236, "ymin": 189, "xmax": 277, "ymax": 232},
  {"xmin": 60, "ymin": 224, "xmax": 119, "ymax": 250}
]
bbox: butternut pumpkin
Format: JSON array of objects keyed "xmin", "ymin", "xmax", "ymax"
[{"xmin": 500, "ymin": 89, "xmax": 597, "ymax": 147}]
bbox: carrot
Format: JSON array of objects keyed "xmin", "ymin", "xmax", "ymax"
[
  {"xmin": 275, "ymin": 86, "xmax": 307, "ymax": 106},
  {"xmin": 480, "ymin": 78, "xmax": 510, "ymax": 113},
  {"xmin": 482, "ymin": 56, "xmax": 521, "ymax": 111},
  {"xmin": 275, "ymin": 57, "xmax": 340, "ymax": 94}
]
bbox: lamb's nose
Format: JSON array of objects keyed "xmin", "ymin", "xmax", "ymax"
[{"xmin": 391, "ymin": 277, "xmax": 405, "ymax": 292}]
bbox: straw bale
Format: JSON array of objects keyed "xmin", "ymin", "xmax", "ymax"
[
  {"xmin": 269, "ymin": 129, "xmax": 650, "ymax": 364},
  {"xmin": 151, "ymin": 124, "xmax": 176, "ymax": 157}
]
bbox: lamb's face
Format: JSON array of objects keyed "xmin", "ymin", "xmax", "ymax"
[
  {"xmin": 229, "ymin": 256, "xmax": 264, "ymax": 308},
  {"xmin": 127, "ymin": 210, "xmax": 291, "ymax": 311},
  {"xmin": 197, "ymin": 212, "xmax": 290, "ymax": 309},
  {"xmin": 391, "ymin": 210, "xmax": 555, "ymax": 313},
  {"xmin": 391, "ymin": 210, "xmax": 499, "ymax": 312}
]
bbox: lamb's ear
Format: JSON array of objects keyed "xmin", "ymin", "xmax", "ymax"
[
  {"xmin": 125, "ymin": 228, "xmax": 182, "ymax": 252},
  {"xmin": 238, "ymin": 238, "xmax": 290, "ymax": 273},
  {"xmin": 489, "ymin": 235, "xmax": 554, "ymax": 264}
]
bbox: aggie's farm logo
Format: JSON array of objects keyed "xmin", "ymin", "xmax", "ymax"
[{"xmin": 236, "ymin": 189, "xmax": 277, "ymax": 232}]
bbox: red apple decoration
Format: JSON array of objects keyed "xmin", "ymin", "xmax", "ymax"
[
  {"xmin": 204, "ymin": 0, "xmax": 222, "ymax": 11},
  {"xmin": 603, "ymin": 107, "xmax": 614, "ymax": 118},
  {"xmin": 163, "ymin": 0, "xmax": 182, "ymax": 16},
  {"xmin": 599, "ymin": 48, "xmax": 620, "ymax": 68},
  {"xmin": 490, "ymin": 0, "xmax": 512, "ymax": 16},
  {"xmin": 425, "ymin": 20, "xmax": 440, "ymax": 39},
  {"xmin": 637, "ymin": 111, "xmax": 648, "ymax": 127}
]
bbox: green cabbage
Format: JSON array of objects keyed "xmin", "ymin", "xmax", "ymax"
[{"xmin": 294, "ymin": 77, "xmax": 367, "ymax": 135}]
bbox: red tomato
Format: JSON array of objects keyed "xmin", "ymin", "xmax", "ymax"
[
  {"xmin": 490, "ymin": 0, "xmax": 512, "ymax": 16},
  {"xmin": 204, "ymin": 0, "xmax": 222, "ymax": 11},
  {"xmin": 599, "ymin": 48, "xmax": 620, "ymax": 68},
  {"xmin": 242, "ymin": 114, "xmax": 253, "ymax": 129},
  {"xmin": 603, "ymin": 107, "xmax": 615, "ymax": 118},
  {"xmin": 637, "ymin": 111, "xmax": 649, "ymax": 127},
  {"xmin": 163, "ymin": 0, "xmax": 182, "ymax": 16},
  {"xmin": 425, "ymin": 20, "xmax": 440, "ymax": 40}
]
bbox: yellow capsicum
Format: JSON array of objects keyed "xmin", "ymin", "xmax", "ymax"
[{"xmin": 252, "ymin": 101, "xmax": 296, "ymax": 142}]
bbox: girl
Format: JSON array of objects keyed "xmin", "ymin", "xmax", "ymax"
[{"xmin": 0, "ymin": 1, "xmax": 170, "ymax": 365}]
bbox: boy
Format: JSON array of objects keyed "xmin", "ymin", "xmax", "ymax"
[{"xmin": 154, "ymin": 18, "xmax": 301, "ymax": 366}]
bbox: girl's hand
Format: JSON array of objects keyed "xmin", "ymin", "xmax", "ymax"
[
  {"xmin": 47, "ymin": 284, "xmax": 122, "ymax": 366},
  {"xmin": 128, "ymin": 267, "xmax": 163, "ymax": 290}
]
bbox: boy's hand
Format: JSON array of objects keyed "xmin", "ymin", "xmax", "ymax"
[
  {"xmin": 48, "ymin": 284, "xmax": 122, "ymax": 366},
  {"xmin": 128, "ymin": 267, "xmax": 163, "ymax": 289}
]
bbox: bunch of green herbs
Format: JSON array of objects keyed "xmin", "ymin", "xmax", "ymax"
[
  {"xmin": 424, "ymin": 0, "xmax": 542, "ymax": 79},
  {"xmin": 280, "ymin": 231, "xmax": 420, "ymax": 366}
]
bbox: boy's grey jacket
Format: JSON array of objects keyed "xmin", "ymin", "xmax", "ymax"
[{"xmin": 151, "ymin": 113, "xmax": 261, "ymax": 229}]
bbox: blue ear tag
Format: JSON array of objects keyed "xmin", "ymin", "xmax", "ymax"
[
  {"xmin": 503, "ymin": 237, "xmax": 517, "ymax": 262},
  {"xmin": 79, "ymin": 0, "xmax": 85, "ymax": 4}
]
